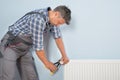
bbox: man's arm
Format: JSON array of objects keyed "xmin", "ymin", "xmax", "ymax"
[
  {"xmin": 36, "ymin": 50, "xmax": 57, "ymax": 72},
  {"xmin": 55, "ymin": 38, "xmax": 69, "ymax": 64}
]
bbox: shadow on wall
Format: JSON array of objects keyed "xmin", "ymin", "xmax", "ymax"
[{"xmin": 43, "ymin": 31, "xmax": 51, "ymax": 60}]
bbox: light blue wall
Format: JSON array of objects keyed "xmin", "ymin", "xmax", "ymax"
[{"xmin": 0, "ymin": 0, "xmax": 120, "ymax": 80}]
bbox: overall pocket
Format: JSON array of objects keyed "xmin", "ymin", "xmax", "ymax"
[{"xmin": 9, "ymin": 42, "xmax": 31, "ymax": 53}]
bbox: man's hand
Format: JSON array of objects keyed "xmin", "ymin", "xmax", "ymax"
[
  {"xmin": 36, "ymin": 50, "xmax": 57, "ymax": 72},
  {"xmin": 45, "ymin": 61, "xmax": 58, "ymax": 73},
  {"xmin": 60, "ymin": 56, "xmax": 69, "ymax": 65}
]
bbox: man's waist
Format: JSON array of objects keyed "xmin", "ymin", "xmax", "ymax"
[{"xmin": 6, "ymin": 31, "xmax": 33, "ymax": 46}]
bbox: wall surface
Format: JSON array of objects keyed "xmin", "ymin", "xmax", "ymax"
[{"xmin": 0, "ymin": 0, "xmax": 120, "ymax": 80}]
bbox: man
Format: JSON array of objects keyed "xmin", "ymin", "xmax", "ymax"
[{"xmin": 0, "ymin": 5, "xmax": 71, "ymax": 80}]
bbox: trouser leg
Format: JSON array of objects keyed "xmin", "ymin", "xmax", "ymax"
[
  {"xmin": 0, "ymin": 46, "xmax": 21, "ymax": 80},
  {"xmin": 17, "ymin": 52, "xmax": 39, "ymax": 80},
  {"xmin": 2, "ymin": 58, "xmax": 20, "ymax": 80}
]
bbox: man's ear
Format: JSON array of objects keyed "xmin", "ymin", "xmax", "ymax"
[{"xmin": 54, "ymin": 11, "xmax": 60, "ymax": 16}]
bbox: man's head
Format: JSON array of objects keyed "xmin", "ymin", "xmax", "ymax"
[{"xmin": 49, "ymin": 5, "xmax": 71, "ymax": 26}]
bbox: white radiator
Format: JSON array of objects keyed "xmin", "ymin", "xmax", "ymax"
[{"xmin": 64, "ymin": 60, "xmax": 120, "ymax": 80}]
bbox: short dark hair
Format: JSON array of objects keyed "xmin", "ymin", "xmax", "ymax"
[{"xmin": 54, "ymin": 5, "xmax": 71, "ymax": 25}]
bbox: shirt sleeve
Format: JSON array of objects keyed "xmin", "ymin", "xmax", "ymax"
[
  {"xmin": 50, "ymin": 26, "xmax": 62, "ymax": 39},
  {"xmin": 30, "ymin": 16, "xmax": 44, "ymax": 51}
]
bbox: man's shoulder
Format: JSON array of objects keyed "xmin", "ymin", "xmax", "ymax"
[{"xmin": 27, "ymin": 7, "xmax": 50, "ymax": 22}]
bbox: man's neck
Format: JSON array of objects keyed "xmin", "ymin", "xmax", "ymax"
[{"xmin": 48, "ymin": 10, "xmax": 54, "ymax": 25}]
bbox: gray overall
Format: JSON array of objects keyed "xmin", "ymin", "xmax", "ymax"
[
  {"xmin": 0, "ymin": 31, "xmax": 39, "ymax": 80},
  {"xmin": 0, "ymin": 11, "xmax": 45, "ymax": 80}
]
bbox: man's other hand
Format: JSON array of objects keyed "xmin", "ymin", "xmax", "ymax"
[
  {"xmin": 45, "ymin": 61, "xmax": 58, "ymax": 73},
  {"xmin": 60, "ymin": 56, "xmax": 69, "ymax": 65}
]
